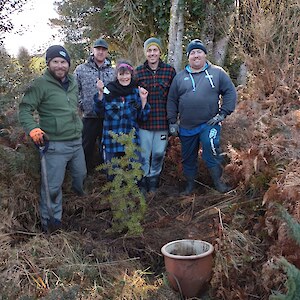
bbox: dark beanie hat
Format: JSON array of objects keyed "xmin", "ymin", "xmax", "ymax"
[
  {"xmin": 46, "ymin": 45, "xmax": 71, "ymax": 66},
  {"xmin": 186, "ymin": 39, "xmax": 207, "ymax": 57},
  {"xmin": 144, "ymin": 37, "xmax": 162, "ymax": 54}
]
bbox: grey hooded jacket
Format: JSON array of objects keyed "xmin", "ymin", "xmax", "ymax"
[
  {"xmin": 167, "ymin": 62, "xmax": 237, "ymax": 129},
  {"xmin": 74, "ymin": 56, "xmax": 115, "ymax": 118}
]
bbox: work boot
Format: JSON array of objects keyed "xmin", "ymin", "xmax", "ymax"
[
  {"xmin": 42, "ymin": 218, "xmax": 62, "ymax": 234},
  {"xmin": 138, "ymin": 177, "xmax": 148, "ymax": 196},
  {"xmin": 48, "ymin": 219, "xmax": 62, "ymax": 234},
  {"xmin": 148, "ymin": 176, "xmax": 159, "ymax": 193},
  {"xmin": 208, "ymin": 165, "xmax": 232, "ymax": 193},
  {"xmin": 180, "ymin": 178, "xmax": 195, "ymax": 196}
]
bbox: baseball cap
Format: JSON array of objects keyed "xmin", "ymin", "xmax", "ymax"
[{"xmin": 93, "ymin": 38, "xmax": 108, "ymax": 49}]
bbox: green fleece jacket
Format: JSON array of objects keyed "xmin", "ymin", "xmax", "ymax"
[{"xmin": 19, "ymin": 69, "xmax": 83, "ymax": 141}]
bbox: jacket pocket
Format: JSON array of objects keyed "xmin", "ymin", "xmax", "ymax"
[
  {"xmin": 158, "ymin": 80, "xmax": 170, "ymax": 98},
  {"xmin": 40, "ymin": 117, "xmax": 57, "ymax": 135}
]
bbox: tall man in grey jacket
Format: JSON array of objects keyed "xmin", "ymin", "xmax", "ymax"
[
  {"xmin": 167, "ymin": 39, "xmax": 237, "ymax": 194},
  {"xmin": 74, "ymin": 38, "xmax": 115, "ymax": 174}
]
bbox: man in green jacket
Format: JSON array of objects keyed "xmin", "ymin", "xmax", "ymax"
[{"xmin": 19, "ymin": 45, "xmax": 87, "ymax": 233}]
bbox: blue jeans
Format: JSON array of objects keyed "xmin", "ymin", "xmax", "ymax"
[
  {"xmin": 40, "ymin": 138, "xmax": 86, "ymax": 227},
  {"xmin": 139, "ymin": 129, "xmax": 168, "ymax": 177},
  {"xmin": 180, "ymin": 124, "xmax": 223, "ymax": 179}
]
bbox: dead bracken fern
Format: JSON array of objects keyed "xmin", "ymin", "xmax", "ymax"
[
  {"xmin": 211, "ymin": 224, "xmax": 265, "ymax": 299},
  {"xmin": 223, "ymin": 0, "xmax": 300, "ymax": 199},
  {"xmin": 262, "ymin": 162, "xmax": 300, "ymax": 293},
  {"xmin": 234, "ymin": 0, "xmax": 299, "ymax": 95}
]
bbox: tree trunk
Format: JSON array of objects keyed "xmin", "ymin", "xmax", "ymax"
[
  {"xmin": 201, "ymin": 2, "xmax": 215, "ymax": 55},
  {"xmin": 167, "ymin": 0, "xmax": 184, "ymax": 72},
  {"xmin": 237, "ymin": 62, "xmax": 248, "ymax": 86},
  {"xmin": 213, "ymin": 36, "xmax": 229, "ymax": 66},
  {"xmin": 213, "ymin": 3, "xmax": 236, "ymax": 66}
]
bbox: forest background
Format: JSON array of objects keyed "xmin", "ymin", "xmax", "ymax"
[{"xmin": 0, "ymin": 0, "xmax": 300, "ymax": 299}]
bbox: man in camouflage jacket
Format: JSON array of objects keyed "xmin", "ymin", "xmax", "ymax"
[{"xmin": 74, "ymin": 38, "xmax": 115, "ymax": 174}]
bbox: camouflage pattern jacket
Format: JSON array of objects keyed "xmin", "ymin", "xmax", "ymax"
[{"xmin": 74, "ymin": 56, "xmax": 115, "ymax": 118}]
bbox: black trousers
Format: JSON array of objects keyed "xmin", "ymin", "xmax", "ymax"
[{"xmin": 82, "ymin": 117, "xmax": 103, "ymax": 174}]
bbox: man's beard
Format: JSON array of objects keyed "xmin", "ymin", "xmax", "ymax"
[{"xmin": 48, "ymin": 68, "xmax": 68, "ymax": 81}]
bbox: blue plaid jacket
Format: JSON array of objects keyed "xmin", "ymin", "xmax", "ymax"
[{"xmin": 93, "ymin": 88, "xmax": 151, "ymax": 153}]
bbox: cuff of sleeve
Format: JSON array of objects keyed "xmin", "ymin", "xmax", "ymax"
[
  {"xmin": 169, "ymin": 119, "xmax": 177, "ymax": 124},
  {"xmin": 220, "ymin": 110, "xmax": 228, "ymax": 118}
]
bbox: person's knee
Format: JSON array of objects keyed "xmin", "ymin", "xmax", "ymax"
[
  {"xmin": 48, "ymin": 185, "xmax": 61, "ymax": 200},
  {"xmin": 153, "ymin": 145, "xmax": 167, "ymax": 158},
  {"xmin": 153, "ymin": 151, "xmax": 165, "ymax": 162},
  {"xmin": 73, "ymin": 169, "xmax": 87, "ymax": 180}
]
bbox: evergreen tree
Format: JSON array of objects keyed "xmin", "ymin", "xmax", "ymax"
[{"xmin": 97, "ymin": 129, "xmax": 147, "ymax": 236}]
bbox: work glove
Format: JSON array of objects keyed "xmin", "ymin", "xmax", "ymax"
[
  {"xmin": 207, "ymin": 114, "xmax": 225, "ymax": 126},
  {"xmin": 169, "ymin": 123, "xmax": 179, "ymax": 137},
  {"xmin": 29, "ymin": 128, "xmax": 46, "ymax": 146}
]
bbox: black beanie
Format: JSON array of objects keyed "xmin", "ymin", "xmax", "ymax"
[
  {"xmin": 46, "ymin": 45, "xmax": 71, "ymax": 66},
  {"xmin": 186, "ymin": 39, "xmax": 207, "ymax": 57}
]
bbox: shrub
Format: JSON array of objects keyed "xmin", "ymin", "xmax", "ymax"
[{"xmin": 97, "ymin": 129, "xmax": 146, "ymax": 236}]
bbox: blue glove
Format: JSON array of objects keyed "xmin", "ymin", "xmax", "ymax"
[
  {"xmin": 169, "ymin": 123, "xmax": 179, "ymax": 136},
  {"xmin": 207, "ymin": 114, "xmax": 225, "ymax": 126}
]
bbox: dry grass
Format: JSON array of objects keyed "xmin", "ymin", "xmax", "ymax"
[
  {"xmin": 211, "ymin": 224, "xmax": 265, "ymax": 299},
  {"xmin": 0, "ymin": 226, "xmax": 176, "ymax": 299}
]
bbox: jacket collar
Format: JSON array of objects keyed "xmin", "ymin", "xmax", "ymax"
[
  {"xmin": 44, "ymin": 69, "xmax": 75, "ymax": 89},
  {"xmin": 144, "ymin": 59, "xmax": 163, "ymax": 70},
  {"xmin": 88, "ymin": 56, "xmax": 112, "ymax": 69},
  {"xmin": 185, "ymin": 61, "xmax": 209, "ymax": 74}
]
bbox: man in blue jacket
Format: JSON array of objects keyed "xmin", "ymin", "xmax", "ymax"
[{"xmin": 167, "ymin": 39, "xmax": 237, "ymax": 194}]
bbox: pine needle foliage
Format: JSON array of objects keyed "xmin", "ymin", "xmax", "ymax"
[
  {"xmin": 0, "ymin": 146, "xmax": 26, "ymax": 177},
  {"xmin": 111, "ymin": 0, "xmax": 144, "ymax": 66},
  {"xmin": 270, "ymin": 258, "xmax": 300, "ymax": 300},
  {"xmin": 278, "ymin": 205, "xmax": 300, "ymax": 247},
  {"xmin": 269, "ymin": 205, "xmax": 300, "ymax": 299},
  {"xmin": 97, "ymin": 129, "xmax": 146, "ymax": 236}
]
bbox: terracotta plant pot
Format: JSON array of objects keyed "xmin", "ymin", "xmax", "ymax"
[{"xmin": 161, "ymin": 239, "xmax": 214, "ymax": 298}]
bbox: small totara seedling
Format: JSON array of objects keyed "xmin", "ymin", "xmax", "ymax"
[{"xmin": 97, "ymin": 129, "xmax": 147, "ymax": 236}]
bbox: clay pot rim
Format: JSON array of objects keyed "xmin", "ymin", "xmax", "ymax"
[{"xmin": 161, "ymin": 239, "xmax": 214, "ymax": 260}]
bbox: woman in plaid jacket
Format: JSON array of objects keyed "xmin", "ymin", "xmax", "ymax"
[{"xmin": 94, "ymin": 60, "xmax": 150, "ymax": 171}]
